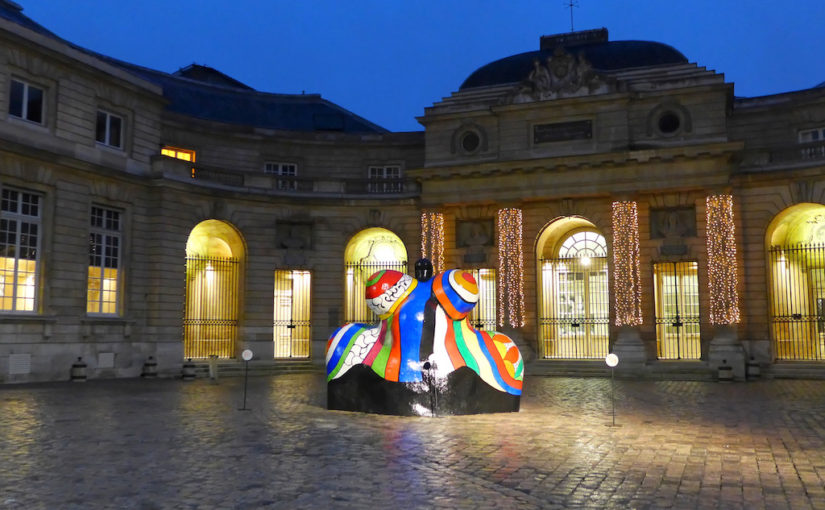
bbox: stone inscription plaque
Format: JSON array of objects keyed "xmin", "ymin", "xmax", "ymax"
[{"xmin": 533, "ymin": 120, "xmax": 592, "ymax": 144}]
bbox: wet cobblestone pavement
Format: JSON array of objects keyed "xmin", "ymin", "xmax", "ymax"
[{"xmin": 2, "ymin": 374, "xmax": 825, "ymax": 509}]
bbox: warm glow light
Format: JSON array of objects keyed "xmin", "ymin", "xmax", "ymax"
[
  {"xmin": 420, "ymin": 211, "xmax": 445, "ymax": 273},
  {"xmin": 605, "ymin": 353, "xmax": 619, "ymax": 367},
  {"xmin": 161, "ymin": 146, "xmax": 196, "ymax": 162},
  {"xmin": 497, "ymin": 208, "xmax": 525, "ymax": 328},
  {"xmin": 580, "ymin": 255, "xmax": 591, "ymax": 267},
  {"xmin": 612, "ymin": 201, "xmax": 642, "ymax": 326},
  {"xmin": 706, "ymin": 194, "xmax": 740, "ymax": 324}
]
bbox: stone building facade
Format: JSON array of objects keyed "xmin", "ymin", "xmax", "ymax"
[{"xmin": 1, "ymin": 4, "xmax": 823, "ymax": 382}]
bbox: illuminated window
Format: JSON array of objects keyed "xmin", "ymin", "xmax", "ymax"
[
  {"xmin": 265, "ymin": 162, "xmax": 298, "ymax": 190},
  {"xmin": 467, "ymin": 268, "xmax": 497, "ymax": 330},
  {"xmin": 274, "ymin": 270, "xmax": 311, "ymax": 358},
  {"xmin": 161, "ymin": 146, "xmax": 196, "ymax": 162},
  {"xmin": 653, "ymin": 262, "xmax": 700, "ymax": 359},
  {"xmin": 368, "ymin": 165, "xmax": 402, "ymax": 193},
  {"xmin": 96, "ymin": 110, "xmax": 123, "ymax": 149},
  {"xmin": 87, "ymin": 206, "xmax": 121, "ymax": 315},
  {"xmin": 9, "ymin": 78, "xmax": 44, "ymax": 124},
  {"xmin": 0, "ymin": 188, "xmax": 40, "ymax": 312}
]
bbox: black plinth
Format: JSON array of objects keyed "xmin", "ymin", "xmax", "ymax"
[{"xmin": 328, "ymin": 365, "xmax": 520, "ymax": 416}]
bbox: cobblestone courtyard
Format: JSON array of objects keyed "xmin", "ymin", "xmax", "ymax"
[{"xmin": 1, "ymin": 373, "xmax": 824, "ymax": 509}]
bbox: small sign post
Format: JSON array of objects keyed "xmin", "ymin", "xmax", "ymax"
[
  {"xmin": 605, "ymin": 353, "xmax": 619, "ymax": 427},
  {"xmin": 239, "ymin": 349, "xmax": 253, "ymax": 411}
]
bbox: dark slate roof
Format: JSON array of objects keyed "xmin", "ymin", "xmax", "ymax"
[
  {"xmin": 112, "ymin": 60, "xmax": 387, "ymax": 133},
  {"xmin": 0, "ymin": 0, "xmax": 59, "ymax": 39},
  {"xmin": 0, "ymin": 2, "xmax": 387, "ymax": 133},
  {"xmin": 460, "ymin": 40, "xmax": 688, "ymax": 90},
  {"xmin": 173, "ymin": 64, "xmax": 254, "ymax": 90}
]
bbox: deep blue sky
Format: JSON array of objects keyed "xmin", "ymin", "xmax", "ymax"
[{"xmin": 23, "ymin": 1, "xmax": 825, "ymax": 132}]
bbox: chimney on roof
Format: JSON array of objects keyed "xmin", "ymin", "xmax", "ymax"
[{"xmin": 540, "ymin": 28, "xmax": 608, "ymax": 50}]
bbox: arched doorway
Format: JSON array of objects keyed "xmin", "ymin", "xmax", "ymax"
[
  {"xmin": 183, "ymin": 220, "xmax": 245, "ymax": 358},
  {"xmin": 537, "ymin": 218, "xmax": 609, "ymax": 359},
  {"xmin": 767, "ymin": 203, "xmax": 825, "ymax": 360},
  {"xmin": 344, "ymin": 227, "xmax": 407, "ymax": 323}
]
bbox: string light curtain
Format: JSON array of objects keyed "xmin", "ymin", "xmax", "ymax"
[
  {"xmin": 496, "ymin": 208, "xmax": 525, "ymax": 327},
  {"xmin": 420, "ymin": 211, "xmax": 445, "ymax": 273},
  {"xmin": 612, "ymin": 201, "xmax": 642, "ymax": 326},
  {"xmin": 706, "ymin": 194, "xmax": 740, "ymax": 324}
]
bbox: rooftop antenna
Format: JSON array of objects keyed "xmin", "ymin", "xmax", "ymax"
[{"xmin": 564, "ymin": 0, "xmax": 579, "ymax": 32}]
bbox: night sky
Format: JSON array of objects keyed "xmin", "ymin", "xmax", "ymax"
[{"xmin": 22, "ymin": 0, "xmax": 825, "ymax": 132}]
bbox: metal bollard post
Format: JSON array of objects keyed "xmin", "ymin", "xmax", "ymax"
[
  {"xmin": 181, "ymin": 358, "xmax": 196, "ymax": 381},
  {"xmin": 208, "ymin": 354, "xmax": 219, "ymax": 382},
  {"xmin": 70, "ymin": 357, "xmax": 87, "ymax": 382},
  {"xmin": 141, "ymin": 356, "xmax": 158, "ymax": 378}
]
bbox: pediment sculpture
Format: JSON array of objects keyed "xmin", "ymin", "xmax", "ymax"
[{"xmin": 505, "ymin": 47, "xmax": 614, "ymax": 104}]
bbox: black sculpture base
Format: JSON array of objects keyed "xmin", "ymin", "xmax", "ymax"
[{"xmin": 328, "ymin": 364, "xmax": 520, "ymax": 416}]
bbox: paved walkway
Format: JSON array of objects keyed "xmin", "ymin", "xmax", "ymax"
[{"xmin": 1, "ymin": 374, "xmax": 824, "ymax": 509}]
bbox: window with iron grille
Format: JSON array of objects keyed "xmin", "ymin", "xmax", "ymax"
[
  {"xmin": 264, "ymin": 162, "xmax": 298, "ymax": 190},
  {"xmin": 87, "ymin": 206, "xmax": 121, "ymax": 315},
  {"xmin": 9, "ymin": 78, "xmax": 44, "ymax": 124},
  {"xmin": 96, "ymin": 110, "xmax": 123, "ymax": 149},
  {"xmin": 368, "ymin": 165, "xmax": 401, "ymax": 193},
  {"xmin": 0, "ymin": 188, "xmax": 40, "ymax": 312},
  {"xmin": 273, "ymin": 270, "xmax": 311, "ymax": 358}
]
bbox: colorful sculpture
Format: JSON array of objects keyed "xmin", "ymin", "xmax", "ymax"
[{"xmin": 326, "ymin": 260, "xmax": 523, "ymax": 416}]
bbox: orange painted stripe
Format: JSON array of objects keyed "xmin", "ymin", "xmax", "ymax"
[
  {"xmin": 480, "ymin": 330, "xmax": 522, "ymax": 390},
  {"xmin": 444, "ymin": 315, "xmax": 465, "ymax": 370},
  {"xmin": 385, "ymin": 314, "xmax": 402, "ymax": 381},
  {"xmin": 432, "ymin": 274, "xmax": 462, "ymax": 319}
]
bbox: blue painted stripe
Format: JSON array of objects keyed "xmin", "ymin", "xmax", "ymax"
[
  {"xmin": 396, "ymin": 280, "xmax": 432, "ymax": 383},
  {"xmin": 326, "ymin": 323, "xmax": 366, "ymax": 377},
  {"xmin": 474, "ymin": 330, "xmax": 521, "ymax": 395},
  {"xmin": 439, "ymin": 271, "xmax": 474, "ymax": 316}
]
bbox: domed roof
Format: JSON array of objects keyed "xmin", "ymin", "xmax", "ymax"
[{"xmin": 460, "ymin": 29, "xmax": 688, "ymax": 90}]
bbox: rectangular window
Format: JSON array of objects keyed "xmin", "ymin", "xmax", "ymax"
[
  {"xmin": 264, "ymin": 162, "xmax": 298, "ymax": 191},
  {"xmin": 367, "ymin": 165, "xmax": 402, "ymax": 193},
  {"xmin": 9, "ymin": 78, "xmax": 44, "ymax": 124},
  {"xmin": 161, "ymin": 146, "xmax": 196, "ymax": 162},
  {"xmin": 87, "ymin": 206, "xmax": 121, "ymax": 315},
  {"xmin": 653, "ymin": 261, "xmax": 701, "ymax": 360},
  {"xmin": 273, "ymin": 270, "xmax": 311, "ymax": 358},
  {"xmin": 96, "ymin": 110, "xmax": 123, "ymax": 149},
  {"xmin": 799, "ymin": 127, "xmax": 825, "ymax": 143},
  {"xmin": 467, "ymin": 268, "xmax": 497, "ymax": 331},
  {"xmin": 0, "ymin": 188, "xmax": 40, "ymax": 312}
]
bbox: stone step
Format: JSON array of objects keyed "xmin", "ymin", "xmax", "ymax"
[
  {"xmin": 763, "ymin": 363, "xmax": 825, "ymax": 380},
  {"xmin": 526, "ymin": 360, "xmax": 717, "ymax": 381},
  {"xmin": 184, "ymin": 360, "xmax": 321, "ymax": 379}
]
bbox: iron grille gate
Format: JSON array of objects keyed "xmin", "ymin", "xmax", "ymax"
[
  {"xmin": 653, "ymin": 261, "xmax": 701, "ymax": 359},
  {"xmin": 183, "ymin": 255, "xmax": 239, "ymax": 358},
  {"xmin": 345, "ymin": 260, "xmax": 407, "ymax": 323},
  {"xmin": 539, "ymin": 257, "xmax": 610, "ymax": 359},
  {"xmin": 273, "ymin": 270, "xmax": 311, "ymax": 358},
  {"xmin": 467, "ymin": 268, "xmax": 497, "ymax": 331},
  {"xmin": 769, "ymin": 243, "xmax": 825, "ymax": 360}
]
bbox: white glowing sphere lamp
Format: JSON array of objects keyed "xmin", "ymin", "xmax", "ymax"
[
  {"xmin": 605, "ymin": 353, "xmax": 619, "ymax": 368},
  {"xmin": 241, "ymin": 349, "xmax": 254, "ymax": 361}
]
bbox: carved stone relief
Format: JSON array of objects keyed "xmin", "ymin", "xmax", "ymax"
[
  {"xmin": 457, "ymin": 219, "xmax": 494, "ymax": 264},
  {"xmin": 504, "ymin": 47, "xmax": 614, "ymax": 104},
  {"xmin": 277, "ymin": 221, "xmax": 313, "ymax": 266},
  {"xmin": 650, "ymin": 207, "xmax": 695, "ymax": 257}
]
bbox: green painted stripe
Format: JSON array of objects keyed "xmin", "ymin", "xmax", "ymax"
[
  {"xmin": 453, "ymin": 321, "xmax": 478, "ymax": 373},
  {"xmin": 371, "ymin": 325, "xmax": 393, "ymax": 378},
  {"xmin": 365, "ymin": 270, "xmax": 385, "ymax": 287},
  {"xmin": 327, "ymin": 325, "xmax": 367, "ymax": 381},
  {"xmin": 514, "ymin": 359, "xmax": 524, "ymax": 380}
]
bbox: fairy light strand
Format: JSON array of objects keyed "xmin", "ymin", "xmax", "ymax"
[
  {"xmin": 611, "ymin": 201, "xmax": 642, "ymax": 326},
  {"xmin": 706, "ymin": 195, "xmax": 740, "ymax": 324},
  {"xmin": 420, "ymin": 211, "xmax": 445, "ymax": 273},
  {"xmin": 497, "ymin": 208, "xmax": 525, "ymax": 327}
]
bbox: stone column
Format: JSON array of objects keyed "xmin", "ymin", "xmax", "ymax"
[
  {"xmin": 611, "ymin": 201, "xmax": 646, "ymax": 366},
  {"xmin": 705, "ymin": 194, "xmax": 745, "ymax": 379}
]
